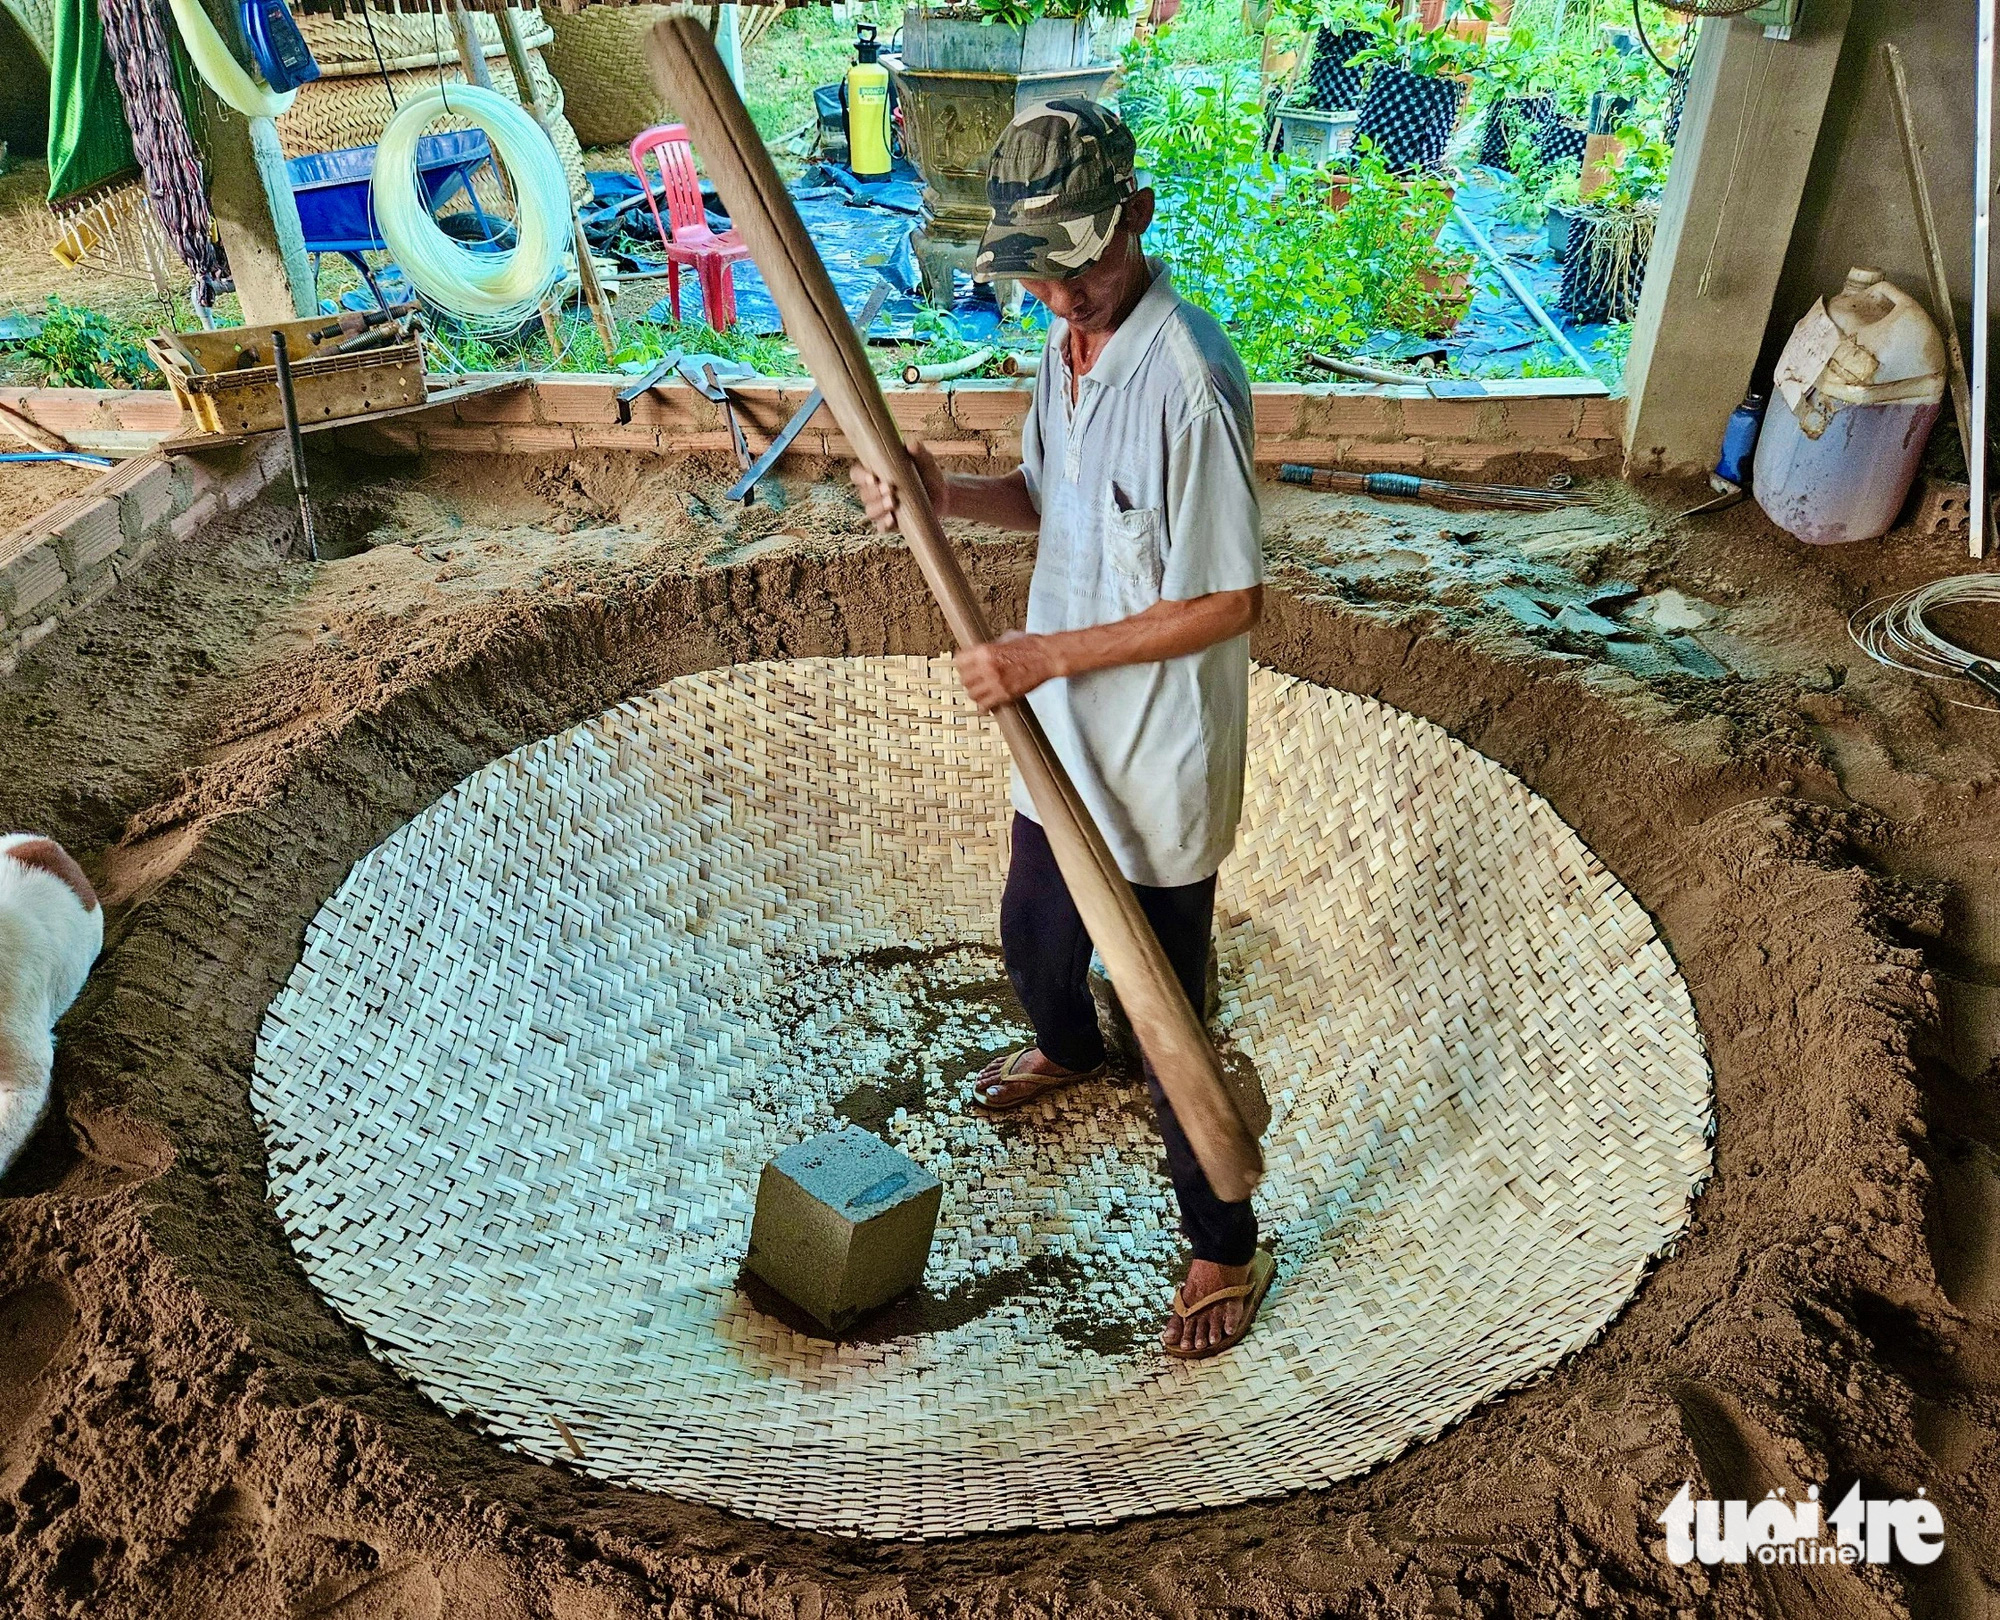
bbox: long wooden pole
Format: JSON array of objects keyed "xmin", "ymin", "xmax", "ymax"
[
  {"xmin": 1883, "ymin": 44, "xmax": 1976, "ymax": 544},
  {"xmin": 495, "ymin": 4, "xmax": 619, "ymax": 355},
  {"xmin": 645, "ymin": 15, "xmax": 1262, "ymax": 1202}
]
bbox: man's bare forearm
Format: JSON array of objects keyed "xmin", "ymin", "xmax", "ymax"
[
  {"xmin": 939, "ymin": 468, "xmax": 1040, "ymax": 531},
  {"xmin": 1040, "ymin": 587, "xmax": 1263, "ymax": 678}
]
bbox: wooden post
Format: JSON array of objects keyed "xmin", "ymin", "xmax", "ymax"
[
  {"xmin": 1620, "ymin": 5, "xmax": 1852, "ymax": 476},
  {"xmin": 647, "ymin": 15, "xmax": 1263, "ymax": 1203},
  {"xmin": 494, "ymin": 4, "xmax": 618, "ymax": 356},
  {"xmin": 203, "ymin": 105, "xmax": 316, "ymax": 320},
  {"xmin": 448, "ymin": 3, "xmax": 498, "ymax": 90}
]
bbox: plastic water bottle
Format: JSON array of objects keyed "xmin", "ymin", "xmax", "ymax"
[{"xmin": 1710, "ymin": 393, "xmax": 1765, "ymax": 495}]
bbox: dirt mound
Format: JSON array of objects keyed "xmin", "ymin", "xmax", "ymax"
[{"xmin": 0, "ymin": 448, "xmax": 1991, "ymax": 1617}]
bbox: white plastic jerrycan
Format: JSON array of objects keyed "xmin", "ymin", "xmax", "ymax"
[{"xmin": 1754, "ymin": 267, "xmax": 1945, "ymax": 544}]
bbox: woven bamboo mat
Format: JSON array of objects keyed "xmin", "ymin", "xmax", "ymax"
[{"xmin": 253, "ymin": 658, "xmax": 1711, "ymax": 1538}]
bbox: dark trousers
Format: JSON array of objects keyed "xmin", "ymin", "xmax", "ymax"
[{"xmin": 999, "ymin": 814, "xmax": 1259, "ymax": 1266}]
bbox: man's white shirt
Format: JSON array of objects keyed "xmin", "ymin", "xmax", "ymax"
[{"xmin": 1014, "ymin": 260, "xmax": 1265, "ymax": 889}]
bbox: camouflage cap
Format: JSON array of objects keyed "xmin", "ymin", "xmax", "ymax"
[{"xmin": 974, "ymin": 98, "xmax": 1138, "ymax": 282}]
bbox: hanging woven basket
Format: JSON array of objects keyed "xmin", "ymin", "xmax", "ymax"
[{"xmin": 538, "ymin": 3, "xmax": 678, "ymax": 148}]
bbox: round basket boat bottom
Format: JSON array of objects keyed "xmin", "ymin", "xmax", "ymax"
[{"xmin": 252, "ymin": 658, "xmax": 1712, "ymax": 1538}]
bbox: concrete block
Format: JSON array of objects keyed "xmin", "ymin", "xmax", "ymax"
[
  {"xmin": 534, "ymin": 379, "xmax": 623, "ymax": 424},
  {"xmin": 1574, "ymin": 396, "xmax": 1623, "ymax": 442},
  {"xmin": 1252, "ymin": 387, "xmax": 1306, "ymax": 439},
  {"xmin": 1396, "ymin": 398, "xmax": 1484, "ymax": 439},
  {"xmin": 0, "ymin": 542, "xmax": 67, "ymax": 619},
  {"xmin": 746, "ymin": 1124, "xmax": 941, "ymax": 1330},
  {"xmin": 169, "ymin": 490, "xmax": 222, "ymax": 542},
  {"xmin": 1495, "ymin": 398, "xmax": 1581, "ymax": 442},
  {"xmin": 946, "ymin": 381, "xmax": 1032, "ymax": 433},
  {"xmin": 1301, "ymin": 392, "xmax": 1399, "ymax": 439},
  {"xmin": 53, "ymin": 497, "xmax": 124, "ymax": 576},
  {"xmin": 453, "ymin": 385, "xmax": 541, "ymax": 424},
  {"xmin": 626, "ymin": 387, "xmax": 720, "ymax": 432},
  {"xmin": 114, "ymin": 457, "xmax": 176, "ymax": 540}
]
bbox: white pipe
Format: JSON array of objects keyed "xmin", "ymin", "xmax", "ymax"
[
  {"xmin": 1974, "ymin": 0, "xmax": 1994, "ymax": 559},
  {"xmin": 901, "ymin": 346, "xmax": 993, "ymax": 384},
  {"xmin": 999, "ymin": 349, "xmax": 1040, "ymax": 377},
  {"xmin": 162, "ymin": 0, "xmax": 295, "ymax": 118}
]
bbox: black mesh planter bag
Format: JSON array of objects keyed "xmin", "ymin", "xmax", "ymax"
[
  {"xmin": 1476, "ymin": 94, "xmax": 1555, "ymax": 169},
  {"xmin": 1535, "ymin": 118, "xmax": 1588, "ymax": 171},
  {"xmin": 1303, "ymin": 27, "xmax": 1374, "ymax": 111},
  {"xmin": 1354, "ymin": 66, "xmax": 1464, "ymax": 173},
  {"xmin": 1556, "ymin": 209, "xmax": 1655, "ymax": 323}
]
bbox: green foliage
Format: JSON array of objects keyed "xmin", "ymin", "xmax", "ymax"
[
  {"xmin": 1346, "ymin": 0, "xmax": 1487, "ymax": 78},
  {"xmin": 930, "ymin": 0, "xmax": 1131, "ymax": 23},
  {"xmin": 1150, "ymin": 0, "xmax": 1262, "ymax": 67},
  {"xmin": 741, "ymin": 0, "xmax": 900, "ymax": 142},
  {"xmin": 1494, "ymin": 134, "xmax": 1545, "ymax": 225},
  {"xmin": 7, "ymin": 298, "xmax": 158, "ymax": 389},
  {"xmin": 1136, "ymin": 81, "xmax": 1474, "ymax": 377},
  {"xmin": 1587, "ymin": 122, "xmax": 1671, "ymax": 214},
  {"xmin": 426, "ymin": 312, "xmax": 803, "ymax": 379}
]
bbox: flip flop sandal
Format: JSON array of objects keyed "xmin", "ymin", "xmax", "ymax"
[
  {"xmin": 1162, "ymin": 1248, "xmax": 1277, "ymax": 1361},
  {"xmin": 970, "ymin": 1048, "xmax": 1105, "ymax": 1112}
]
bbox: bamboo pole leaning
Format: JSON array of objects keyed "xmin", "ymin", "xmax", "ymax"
[{"xmin": 644, "ymin": 15, "xmax": 1263, "ymax": 1203}]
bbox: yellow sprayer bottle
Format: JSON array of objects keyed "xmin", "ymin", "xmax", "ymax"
[{"xmin": 844, "ymin": 24, "xmax": 893, "ymax": 177}]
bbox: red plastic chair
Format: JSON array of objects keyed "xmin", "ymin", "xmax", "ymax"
[{"xmin": 630, "ymin": 123, "xmax": 751, "ymax": 331}]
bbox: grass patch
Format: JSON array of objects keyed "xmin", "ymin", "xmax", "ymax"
[{"xmin": 742, "ymin": 1, "xmax": 904, "ymax": 144}]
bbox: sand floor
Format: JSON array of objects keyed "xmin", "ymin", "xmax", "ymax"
[{"xmin": 0, "ymin": 444, "xmax": 1995, "ymax": 1618}]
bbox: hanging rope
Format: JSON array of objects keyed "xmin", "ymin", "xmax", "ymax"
[{"xmin": 96, "ymin": 0, "xmax": 231, "ymax": 303}]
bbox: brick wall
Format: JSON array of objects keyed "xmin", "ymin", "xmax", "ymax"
[
  {"xmin": 0, "ymin": 439, "xmax": 290, "ymax": 678},
  {"xmin": 339, "ymin": 376, "xmax": 1626, "ymax": 474}
]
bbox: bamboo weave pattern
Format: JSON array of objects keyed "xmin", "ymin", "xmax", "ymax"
[{"xmin": 253, "ymin": 658, "xmax": 1712, "ymax": 1537}]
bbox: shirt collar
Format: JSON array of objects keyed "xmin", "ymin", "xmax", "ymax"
[{"xmin": 1052, "ymin": 258, "xmax": 1180, "ymax": 393}]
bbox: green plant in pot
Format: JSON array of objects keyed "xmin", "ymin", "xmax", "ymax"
[
  {"xmin": 1473, "ymin": 22, "xmax": 1557, "ymax": 169},
  {"xmin": 1347, "ymin": 0, "xmax": 1485, "ymax": 173},
  {"xmin": 1271, "ymin": 0, "xmax": 1377, "ymax": 112},
  {"xmin": 1556, "ymin": 122, "xmax": 1667, "ymax": 324}
]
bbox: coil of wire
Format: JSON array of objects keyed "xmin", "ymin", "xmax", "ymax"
[
  {"xmin": 1849, "ymin": 573, "xmax": 2000, "ymax": 709},
  {"xmin": 372, "ymin": 84, "xmax": 569, "ymax": 331}
]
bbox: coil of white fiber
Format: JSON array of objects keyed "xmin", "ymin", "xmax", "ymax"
[
  {"xmin": 372, "ymin": 86, "xmax": 569, "ymax": 328},
  {"xmin": 162, "ymin": 0, "xmax": 296, "ymax": 118}
]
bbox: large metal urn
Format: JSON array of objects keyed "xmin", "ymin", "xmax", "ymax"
[{"xmin": 888, "ymin": 9, "xmax": 1119, "ymax": 304}]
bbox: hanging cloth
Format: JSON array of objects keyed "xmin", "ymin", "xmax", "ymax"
[
  {"xmin": 46, "ymin": 0, "xmax": 138, "ymax": 204},
  {"xmin": 95, "ymin": 0, "xmax": 232, "ymax": 302}
]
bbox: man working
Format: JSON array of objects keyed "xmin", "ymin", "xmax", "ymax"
[{"xmin": 851, "ymin": 99, "xmax": 1271, "ymax": 1359}]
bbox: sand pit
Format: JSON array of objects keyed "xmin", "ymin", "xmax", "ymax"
[
  {"xmin": 0, "ymin": 448, "xmax": 1990, "ymax": 1616},
  {"xmin": 252, "ymin": 656, "xmax": 1708, "ymax": 1536}
]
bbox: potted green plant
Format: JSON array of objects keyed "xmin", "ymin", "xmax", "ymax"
[
  {"xmin": 1556, "ymin": 122, "xmax": 1667, "ymax": 322},
  {"xmin": 1134, "ymin": 76, "xmax": 1475, "ymax": 369},
  {"xmin": 1348, "ymin": 0, "xmax": 1486, "ymax": 173},
  {"xmin": 1474, "ymin": 23, "xmax": 1555, "ymax": 169},
  {"xmin": 1280, "ymin": 0, "xmax": 1379, "ymax": 112},
  {"xmin": 889, "ymin": 0, "xmax": 1133, "ymax": 302}
]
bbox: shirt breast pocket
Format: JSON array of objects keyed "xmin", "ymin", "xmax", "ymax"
[{"xmin": 1100, "ymin": 487, "xmax": 1165, "ymax": 615}]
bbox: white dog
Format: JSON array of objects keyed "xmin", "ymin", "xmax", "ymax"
[{"xmin": 0, "ymin": 834, "xmax": 102, "ymax": 1178}]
